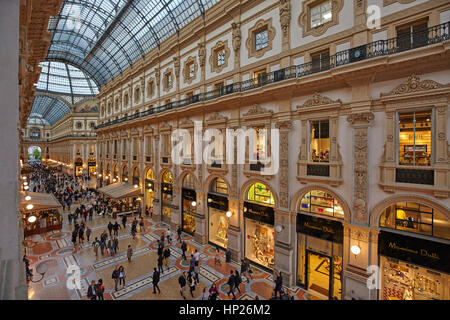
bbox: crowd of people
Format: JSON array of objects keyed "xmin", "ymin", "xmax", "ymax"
[{"xmin": 25, "ymin": 164, "xmax": 294, "ymax": 301}]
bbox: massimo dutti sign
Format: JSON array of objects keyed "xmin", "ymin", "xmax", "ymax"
[
  {"xmin": 207, "ymin": 193, "xmax": 228, "ymax": 212},
  {"xmin": 379, "ymin": 231, "xmax": 450, "ymax": 274},
  {"xmin": 243, "ymin": 201, "xmax": 274, "ymax": 226},
  {"xmin": 296, "ymin": 214, "xmax": 343, "ymax": 243}
]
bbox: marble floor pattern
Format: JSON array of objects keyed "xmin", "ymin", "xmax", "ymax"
[{"xmin": 24, "ymin": 199, "xmax": 321, "ymax": 300}]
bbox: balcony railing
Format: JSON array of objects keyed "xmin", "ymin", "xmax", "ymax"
[{"xmin": 95, "ymin": 22, "xmax": 450, "ymax": 131}]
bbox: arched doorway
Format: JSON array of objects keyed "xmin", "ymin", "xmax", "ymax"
[
  {"xmin": 144, "ymin": 168, "xmax": 155, "ymax": 215},
  {"xmin": 207, "ymin": 177, "xmax": 230, "ymax": 249},
  {"xmin": 122, "ymin": 166, "xmax": 129, "ymax": 183},
  {"xmin": 88, "ymin": 157, "xmax": 96, "ymax": 176},
  {"xmin": 27, "ymin": 146, "xmax": 42, "ymax": 164},
  {"xmin": 243, "ymin": 182, "xmax": 276, "ymax": 270},
  {"xmin": 74, "ymin": 157, "xmax": 83, "ymax": 176},
  {"xmin": 132, "ymin": 167, "xmax": 140, "ymax": 187},
  {"xmin": 113, "ymin": 164, "xmax": 119, "ymax": 182},
  {"xmin": 181, "ymin": 172, "xmax": 197, "ymax": 235},
  {"xmin": 295, "ymin": 188, "xmax": 345, "ymax": 300},
  {"xmin": 376, "ymin": 199, "xmax": 450, "ymax": 300},
  {"xmin": 105, "ymin": 163, "xmax": 111, "ymax": 185},
  {"xmin": 161, "ymin": 170, "xmax": 173, "ymax": 224}
]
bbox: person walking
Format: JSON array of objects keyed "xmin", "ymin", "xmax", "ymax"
[
  {"xmin": 108, "ymin": 237, "xmax": 114, "ymax": 256},
  {"xmin": 68, "ymin": 213, "xmax": 73, "ymax": 225},
  {"xmin": 214, "ymin": 248, "xmax": 221, "ymax": 266},
  {"xmin": 113, "ymin": 236, "xmax": 119, "ymax": 255},
  {"xmin": 96, "ymin": 279, "xmax": 104, "ymax": 300},
  {"xmin": 78, "ymin": 226, "xmax": 85, "ymax": 244},
  {"xmin": 157, "ymin": 253, "xmax": 164, "ymax": 275},
  {"xmin": 166, "ymin": 227, "xmax": 171, "ymax": 245},
  {"xmin": 100, "ymin": 237, "xmax": 106, "ymax": 256},
  {"xmin": 139, "ymin": 218, "xmax": 145, "ymax": 232},
  {"xmin": 181, "ymin": 241, "xmax": 187, "ymax": 260},
  {"xmin": 131, "ymin": 222, "xmax": 137, "ymax": 239},
  {"xmin": 241, "ymin": 259, "xmax": 253, "ymax": 282},
  {"xmin": 189, "ymin": 254, "xmax": 195, "ymax": 274},
  {"xmin": 87, "ymin": 280, "xmax": 97, "ymax": 300},
  {"xmin": 122, "ymin": 214, "xmax": 127, "ymax": 229},
  {"xmin": 113, "ymin": 221, "xmax": 121, "ymax": 236},
  {"xmin": 163, "ymin": 246, "xmax": 171, "ymax": 269},
  {"xmin": 86, "ymin": 226, "xmax": 92, "ymax": 242},
  {"xmin": 193, "ymin": 249, "xmax": 200, "ymax": 267},
  {"xmin": 118, "ymin": 266, "xmax": 126, "ymax": 288},
  {"xmin": 201, "ymin": 287, "xmax": 209, "ymax": 300},
  {"xmin": 227, "ymin": 270, "xmax": 236, "ymax": 300},
  {"xmin": 178, "ymin": 272, "xmax": 187, "ymax": 300},
  {"xmin": 209, "ymin": 282, "xmax": 218, "ymax": 300},
  {"xmin": 274, "ymin": 270, "xmax": 283, "ymax": 299},
  {"xmin": 152, "ymin": 267, "xmax": 161, "ymax": 294},
  {"xmin": 194, "ymin": 264, "xmax": 200, "ymax": 285},
  {"xmin": 107, "ymin": 222, "xmax": 113, "ymax": 237},
  {"xmin": 92, "ymin": 237, "xmax": 100, "ymax": 257},
  {"xmin": 157, "ymin": 243, "xmax": 164, "ymax": 257},
  {"xmin": 234, "ymin": 270, "xmax": 242, "ymax": 294},
  {"xmin": 127, "ymin": 245, "xmax": 133, "ymax": 262},
  {"xmin": 112, "ymin": 266, "xmax": 120, "ymax": 291},
  {"xmin": 188, "ymin": 271, "xmax": 196, "ymax": 297},
  {"xmin": 176, "ymin": 225, "xmax": 182, "ymax": 243}
]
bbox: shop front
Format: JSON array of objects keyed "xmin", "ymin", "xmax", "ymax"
[
  {"xmin": 161, "ymin": 170, "xmax": 173, "ymax": 224},
  {"xmin": 113, "ymin": 165, "xmax": 119, "ymax": 182},
  {"xmin": 145, "ymin": 169, "xmax": 155, "ymax": 212},
  {"xmin": 74, "ymin": 158, "xmax": 83, "ymax": 176},
  {"xmin": 182, "ymin": 188, "xmax": 196, "ymax": 235},
  {"xmin": 88, "ymin": 158, "xmax": 96, "ymax": 176},
  {"xmin": 122, "ymin": 166, "xmax": 129, "ymax": 183},
  {"xmin": 208, "ymin": 189, "xmax": 229, "ymax": 249},
  {"xmin": 377, "ymin": 201, "xmax": 450, "ymax": 300},
  {"xmin": 296, "ymin": 213, "xmax": 343, "ymax": 300},
  {"xmin": 244, "ymin": 182, "xmax": 275, "ymax": 270}
]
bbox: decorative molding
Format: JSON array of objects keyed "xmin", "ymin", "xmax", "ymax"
[
  {"xmin": 182, "ymin": 56, "xmax": 198, "ymax": 85},
  {"xmin": 206, "ymin": 111, "xmax": 228, "ymax": 123},
  {"xmin": 246, "ymin": 18, "xmax": 276, "ymax": 59},
  {"xmin": 198, "ymin": 43, "xmax": 206, "ymax": 68},
  {"xmin": 147, "ymin": 78, "xmax": 155, "ymax": 98},
  {"xmin": 381, "ymin": 74, "xmax": 448, "ymax": 96},
  {"xmin": 243, "ymin": 104, "xmax": 273, "ymax": 117},
  {"xmin": 178, "ymin": 118, "xmax": 194, "ymax": 129},
  {"xmin": 346, "ymin": 112, "xmax": 375, "ymax": 125},
  {"xmin": 173, "ymin": 56, "xmax": 180, "ymax": 78},
  {"xmin": 154, "ymin": 67, "xmax": 160, "ymax": 87},
  {"xmin": 162, "ymin": 68, "xmax": 174, "ymax": 92},
  {"xmin": 232, "ymin": 22, "xmax": 241, "ymax": 52},
  {"xmin": 298, "ymin": 0, "xmax": 344, "ymax": 38},
  {"xmin": 279, "ymin": 0, "xmax": 290, "ymax": 43},
  {"xmin": 383, "ymin": 0, "xmax": 414, "ymax": 6},
  {"xmin": 297, "ymin": 92, "xmax": 342, "ymax": 109},
  {"xmin": 353, "ymin": 128, "xmax": 369, "ymax": 224},
  {"xmin": 209, "ymin": 40, "xmax": 230, "ymax": 74}
]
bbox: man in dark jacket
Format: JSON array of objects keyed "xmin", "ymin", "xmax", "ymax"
[
  {"xmin": 152, "ymin": 267, "xmax": 161, "ymax": 294},
  {"xmin": 87, "ymin": 280, "xmax": 97, "ymax": 300},
  {"xmin": 112, "ymin": 266, "xmax": 120, "ymax": 291},
  {"xmin": 274, "ymin": 270, "xmax": 283, "ymax": 299},
  {"xmin": 163, "ymin": 247, "xmax": 171, "ymax": 269},
  {"xmin": 178, "ymin": 272, "xmax": 187, "ymax": 299},
  {"xmin": 181, "ymin": 241, "xmax": 187, "ymax": 260},
  {"xmin": 122, "ymin": 214, "xmax": 127, "ymax": 229},
  {"xmin": 177, "ymin": 226, "xmax": 182, "ymax": 243},
  {"xmin": 157, "ymin": 253, "xmax": 164, "ymax": 275},
  {"xmin": 227, "ymin": 270, "xmax": 236, "ymax": 299},
  {"xmin": 107, "ymin": 222, "xmax": 113, "ymax": 236},
  {"xmin": 113, "ymin": 221, "xmax": 121, "ymax": 236}
]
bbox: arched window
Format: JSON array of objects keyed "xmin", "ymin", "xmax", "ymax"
[
  {"xmin": 380, "ymin": 202, "xmax": 450, "ymax": 240},
  {"xmin": 162, "ymin": 171, "xmax": 173, "ymax": 184},
  {"xmin": 209, "ymin": 177, "xmax": 228, "ymax": 195},
  {"xmin": 182, "ymin": 173, "xmax": 196, "ymax": 190},
  {"xmin": 247, "ymin": 182, "xmax": 274, "ymax": 205},
  {"xmin": 122, "ymin": 166, "xmax": 128, "ymax": 181},
  {"xmin": 146, "ymin": 168, "xmax": 154, "ymax": 180},
  {"xmin": 299, "ymin": 190, "xmax": 343, "ymax": 218},
  {"xmin": 132, "ymin": 167, "xmax": 139, "ymax": 186}
]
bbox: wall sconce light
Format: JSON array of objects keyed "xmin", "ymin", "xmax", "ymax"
[
  {"xmin": 23, "ymin": 176, "xmax": 27, "ymax": 180},
  {"xmin": 226, "ymin": 211, "xmax": 232, "ymax": 218},
  {"xmin": 25, "ymin": 196, "xmax": 31, "ymax": 201},
  {"xmin": 23, "ymin": 181, "xmax": 28, "ymax": 186},
  {"xmin": 98, "ymin": 174, "xmax": 102, "ymax": 177},
  {"xmin": 112, "ymin": 178, "xmax": 117, "ymax": 182},
  {"xmin": 26, "ymin": 204, "xmax": 34, "ymax": 210},
  {"xmin": 191, "ymin": 201, "xmax": 197, "ymax": 207},
  {"xmin": 275, "ymin": 225, "xmax": 284, "ymax": 233},
  {"xmin": 207, "ymin": 198, "xmax": 212, "ymax": 203},
  {"xmin": 28, "ymin": 215, "xmax": 37, "ymax": 223},
  {"xmin": 351, "ymin": 245, "xmax": 361, "ymax": 256},
  {"xmin": 133, "ymin": 184, "xmax": 139, "ymax": 188},
  {"xmin": 24, "ymin": 186, "xmax": 29, "ymax": 190},
  {"xmin": 124, "ymin": 178, "xmax": 128, "ymax": 181}
]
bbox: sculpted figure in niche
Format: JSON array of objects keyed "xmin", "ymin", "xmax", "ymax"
[{"xmin": 232, "ymin": 22, "xmax": 241, "ymax": 51}]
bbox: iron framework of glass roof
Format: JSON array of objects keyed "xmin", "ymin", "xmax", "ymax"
[
  {"xmin": 45, "ymin": 0, "xmax": 219, "ymax": 86},
  {"xmin": 36, "ymin": 61, "xmax": 99, "ymax": 96},
  {"xmin": 29, "ymin": 95, "xmax": 72, "ymax": 125}
]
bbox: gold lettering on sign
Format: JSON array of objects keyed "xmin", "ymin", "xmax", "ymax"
[
  {"xmin": 388, "ymin": 242, "xmax": 418, "ymax": 255},
  {"xmin": 420, "ymin": 249, "xmax": 440, "ymax": 260}
]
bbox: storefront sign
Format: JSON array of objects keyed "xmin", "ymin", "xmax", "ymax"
[
  {"xmin": 296, "ymin": 214, "xmax": 343, "ymax": 243},
  {"xmin": 243, "ymin": 201, "xmax": 274, "ymax": 226},
  {"xmin": 74, "ymin": 161, "xmax": 83, "ymax": 167},
  {"xmin": 207, "ymin": 193, "xmax": 228, "ymax": 212},
  {"xmin": 88, "ymin": 161, "xmax": 96, "ymax": 166},
  {"xmin": 379, "ymin": 231, "xmax": 450, "ymax": 274},
  {"xmin": 161, "ymin": 182, "xmax": 173, "ymax": 195},
  {"xmin": 182, "ymin": 188, "xmax": 196, "ymax": 201}
]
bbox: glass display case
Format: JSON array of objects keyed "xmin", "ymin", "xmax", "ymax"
[{"xmin": 245, "ymin": 219, "xmax": 274, "ymax": 269}]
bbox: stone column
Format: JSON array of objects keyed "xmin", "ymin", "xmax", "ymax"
[
  {"xmin": 227, "ymin": 198, "xmax": 242, "ymax": 262},
  {"xmin": 170, "ymin": 185, "xmax": 181, "ymax": 232},
  {"xmin": 193, "ymin": 190, "xmax": 207, "ymax": 244},
  {"xmin": 153, "ymin": 135, "xmax": 161, "ymax": 222}
]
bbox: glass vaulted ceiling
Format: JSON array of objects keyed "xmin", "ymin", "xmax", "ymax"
[
  {"xmin": 29, "ymin": 96, "xmax": 72, "ymax": 125},
  {"xmin": 45, "ymin": 0, "xmax": 219, "ymax": 86}
]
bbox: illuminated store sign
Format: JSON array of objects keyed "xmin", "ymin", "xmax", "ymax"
[
  {"xmin": 379, "ymin": 231, "xmax": 450, "ymax": 273},
  {"xmin": 296, "ymin": 214, "xmax": 343, "ymax": 243},
  {"xmin": 207, "ymin": 193, "xmax": 228, "ymax": 211},
  {"xmin": 161, "ymin": 182, "xmax": 173, "ymax": 195},
  {"xmin": 182, "ymin": 188, "xmax": 196, "ymax": 201},
  {"xmin": 243, "ymin": 201, "xmax": 274, "ymax": 225}
]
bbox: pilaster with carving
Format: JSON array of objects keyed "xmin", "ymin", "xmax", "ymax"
[
  {"xmin": 347, "ymin": 112, "xmax": 374, "ymax": 225},
  {"xmin": 279, "ymin": 0, "xmax": 290, "ymax": 51},
  {"xmin": 231, "ymin": 22, "xmax": 241, "ymax": 69},
  {"xmin": 275, "ymin": 121, "xmax": 291, "ymax": 209}
]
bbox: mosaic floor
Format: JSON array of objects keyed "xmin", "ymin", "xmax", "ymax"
[{"xmin": 24, "ymin": 200, "xmax": 321, "ymax": 301}]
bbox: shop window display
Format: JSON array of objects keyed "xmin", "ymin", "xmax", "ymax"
[
  {"xmin": 245, "ymin": 219, "xmax": 274, "ymax": 269},
  {"xmin": 209, "ymin": 208, "xmax": 229, "ymax": 248},
  {"xmin": 300, "ymin": 190, "xmax": 343, "ymax": 218},
  {"xmin": 23, "ymin": 209, "xmax": 62, "ymax": 237},
  {"xmin": 247, "ymin": 182, "xmax": 274, "ymax": 205},
  {"xmin": 398, "ymin": 110, "xmax": 431, "ymax": 166},
  {"xmin": 380, "ymin": 202, "xmax": 450, "ymax": 240},
  {"xmin": 380, "ymin": 256, "xmax": 448, "ymax": 300}
]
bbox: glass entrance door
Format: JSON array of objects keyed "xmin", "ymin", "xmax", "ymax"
[{"xmin": 306, "ymin": 250, "xmax": 331, "ymax": 299}]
